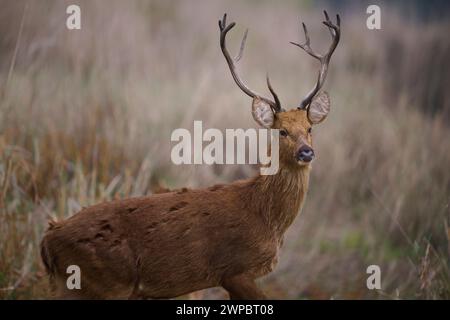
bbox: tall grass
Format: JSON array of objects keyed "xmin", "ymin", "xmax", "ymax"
[{"xmin": 0, "ymin": 0, "xmax": 449, "ymax": 299}]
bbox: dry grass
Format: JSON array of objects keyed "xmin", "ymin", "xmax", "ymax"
[{"xmin": 0, "ymin": 0, "xmax": 449, "ymax": 299}]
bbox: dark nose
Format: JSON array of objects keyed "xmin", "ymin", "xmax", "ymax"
[{"xmin": 296, "ymin": 146, "xmax": 315, "ymax": 163}]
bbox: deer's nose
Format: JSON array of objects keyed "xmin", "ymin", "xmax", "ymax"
[{"xmin": 296, "ymin": 146, "xmax": 315, "ymax": 163}]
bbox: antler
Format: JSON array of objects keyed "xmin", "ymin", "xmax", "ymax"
[
  {"xmin": 219, "ymin": 14, "xmax": 282, "ymax": 113},
  {"xmin": 290, "ymin": 11, "xmax": 340, "ymax": 109}
]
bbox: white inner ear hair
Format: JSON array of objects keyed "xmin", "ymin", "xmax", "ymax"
[
  {"xmin": 309, "ymin": 92, "xmax": 330, "ymax": 124},
  {"xmin": 252, "ymin": 99, "xmax": 274, "ymax": 128}
]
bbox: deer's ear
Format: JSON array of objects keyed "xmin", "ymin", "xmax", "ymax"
[
  {"xmin": 252, "ymin": 97, "xmax": 274, "ymax": 128},
  {"xmin": 307, "ymin": 91, "xmax": 330, "ymax": 125}
]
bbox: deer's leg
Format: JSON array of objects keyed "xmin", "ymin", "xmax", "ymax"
[{"xmin": 222, "ymin": 275, "xmax": 267, "ymax": 300}]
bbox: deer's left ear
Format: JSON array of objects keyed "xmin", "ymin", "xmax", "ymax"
[
  {"xmin": 307, "ymin": 91, "xmax": 330, "ymax": 124},
  {"xmin": 252, "ymin": 97, "xmax": 275, "ymax": 128}
]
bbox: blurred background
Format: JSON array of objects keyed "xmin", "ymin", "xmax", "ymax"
[{"xmin": 0, "ymin": 0, "xmax": 449, "ymax": 299}]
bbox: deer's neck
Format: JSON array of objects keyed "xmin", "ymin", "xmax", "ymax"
[{"xmin": 249, "ymin": 165, "xmax": 310, "ymax": 235}]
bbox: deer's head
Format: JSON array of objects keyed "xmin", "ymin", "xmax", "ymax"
[{"xmin": 219, "ymin": 12, "xmax": 340, "ymax": 167}]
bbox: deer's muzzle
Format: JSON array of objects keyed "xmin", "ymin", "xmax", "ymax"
[{"xmin": 296, "ymin": 145, "xmax": 315, "ymax": 163}]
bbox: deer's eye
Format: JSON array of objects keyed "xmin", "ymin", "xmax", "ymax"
[
  {"xmin": 279, "ymin": 129, "xmax": 288, "ymax": 137},
  {"xmin": 307, "ymin": 127, "xmax": 312, "ymax": 134}
]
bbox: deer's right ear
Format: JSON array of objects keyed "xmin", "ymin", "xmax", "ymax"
[{"xmin": 252, "ymin": 97, "xmax": 274, "ymax": 128}]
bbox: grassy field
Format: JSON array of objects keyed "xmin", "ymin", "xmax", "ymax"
[{"xmin": 0, "ymin": 0, "xmax": 449, "ymax": 299}]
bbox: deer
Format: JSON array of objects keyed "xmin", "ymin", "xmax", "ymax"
[{"xmin": 40, "ymin": 11, "xmax": 340, "ymax": 300}]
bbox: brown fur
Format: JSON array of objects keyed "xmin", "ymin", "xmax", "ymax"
[{"xmin": 41, "ymin": 109, "xmax": 319, "ymax": 299}]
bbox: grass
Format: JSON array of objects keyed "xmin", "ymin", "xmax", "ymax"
[{"xmin": 0, "ymin": 0, "xmax": 449, "ymax": 299}]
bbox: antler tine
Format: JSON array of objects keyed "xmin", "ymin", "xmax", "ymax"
[
  {"xmin": 289, "ymin": 22, "xmax": 322, "ymax": 61},
  {"xmin": 291, "ymin": 11, "xmax": 341, "ymax": 109},
  {"xmin": 266, "ymin": 74, "xmax": 282, "ymax": 112},
  {"xmin": 219, "ymin": 13, "xmax": 282, "ymax": 112},
  {"xmin": 234, "ymin": 29, "xmax": 248, "ymax": 62},
  {"xmin": 323, "ymin": 10, "xmax": 334, "ymax": 38}
]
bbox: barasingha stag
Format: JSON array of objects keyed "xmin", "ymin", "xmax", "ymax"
[{"xmin": 41, "ymin": 11, "xmax": 340, "ymax": 299}]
